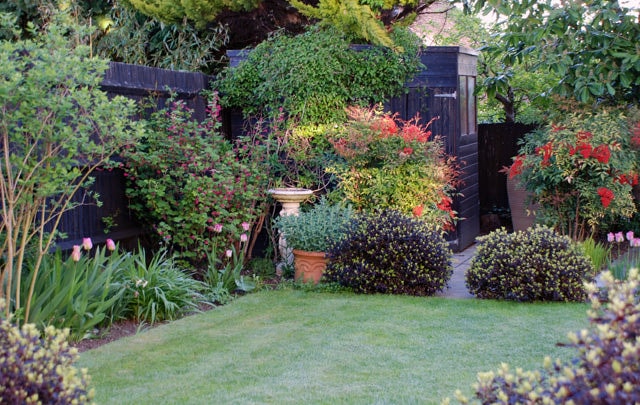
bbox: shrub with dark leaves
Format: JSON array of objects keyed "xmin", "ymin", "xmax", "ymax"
[
  {"xmin": 466, "ymin": 226, "xmax": 592, "ymax": 302},
  {"xmin": 448, "ymin": 269, "xmax": 640, "ymax": 404},
  {"xmin": 325, "ymin": 210, "xmax": 452, "ymax": 295},
  {"xmin": 0, "ymin": 300, "xmax": 94, "ymax": 404}
]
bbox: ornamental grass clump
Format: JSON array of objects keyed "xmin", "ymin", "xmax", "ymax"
[
  {"xmin": 0, "ymin": 300, "xmax": 94, "ymax": 404},
  {"xmin": 325, "ymin": 210, "xmax": 452, "ymax": 295},
  {"xmin": 466, "ymin": 226, "xmax": 592, "ymax": 302},
  {"xmin": 448, "ymin": 269, "xmax": 640, "ymax": 404}
]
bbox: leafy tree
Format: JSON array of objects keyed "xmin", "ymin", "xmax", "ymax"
[
  {"xmin": 468, "ymin": 0, "xmax": 640, "ymax": 108},
  {"xmin": 0, "ymin": 9, "xmax": 143, "ymax": 322}
]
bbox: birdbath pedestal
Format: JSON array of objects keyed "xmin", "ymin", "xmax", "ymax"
[{"xmin": 268, "ymin": 188, "xmax": 313, "ymax": 272}]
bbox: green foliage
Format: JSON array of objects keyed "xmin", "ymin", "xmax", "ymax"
[
  {"xmin": 451, "ymin": 269, "xmax": 640, "ymax": 404},
  {"xmin": 95, "ymin": 2, "xmax": 229, "ymax": 74},
  {"xmin": 215, "ymin": 25, "xmax": 423, "ymax": 126},
  {"xmin": 325, "ymin": 210, "xmax": 453, "ymax": 295},
  {"xmin": 20, "ymin": 241, "xmax": 127, "ymax": 342},
  {"xmin": 289, "ymin": 0, "xmax": 397, "ymax": 48},
  {"xmin": 0, "ymin": 8, "xmax": 143, "ymax": 323},
  {"xmin": 0, "ymin": 301, "xmax": 94, "ymax": 403},
  {"xmin": 274, "ymin": 198, "xmax": 354, "ymax": 252},
  {"xmin": 327, "ymin": 105, "xmax": 461, "ymax": 231},
  {"xmin": 121, "ymin": 94, "xmax": 268, "ymax": 266},
  {"xmin": 511, "ymin": 110, "xmax": 639, "ymax": 239},
  {"xmin": 203, "ymin": 236, "xmax": 255, "ymax": 304},
  {"xmin": 579, "ymin": 237, "xmax": 611, "ymax": 276},
  {"xmin": 466, "ymin": 226, "xmax": 592, "ymax": 302},
  {"xmin": 111, "ymin": 247, "xmax": 204, "ymax": 325},
  {"xmin": 125, "ymin": 0, "xmax": 261, "ymax": 27},
  {"xmin": 471, "ymin": 0, "xmax": 640, "ymax": 107}
]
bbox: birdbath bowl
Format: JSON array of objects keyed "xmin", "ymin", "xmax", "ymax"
[
  {"xmin": 268, "ymin": 188, "xmax": 313, "ymax": 216},
  {"xmin": 268, "ymin": 188, "xmax": 313, "ymax": 271}
]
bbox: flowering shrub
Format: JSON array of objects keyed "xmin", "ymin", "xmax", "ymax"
[
  {"xmin": 325, "ymin": 210, "xmax": 453, "ymax": 295},
  {"xmin": 327, "ymin": 105, "xmax": 461, "ymax": 231},
  {"xmin": 509, "ymin": 110, "xmax": 639, "ymax": 239},
  {"xmin": 466, "ymin": 226, "xmax": 592, "ymax": 302},
  {"xmin": 121, "ymin": 93, "xmax": 268, "ymax": 266},
  {"xmin": 449, "ymin": 269, "xmax": 640, "ymax": 404}
]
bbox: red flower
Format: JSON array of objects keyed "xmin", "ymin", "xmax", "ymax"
[
  {"xmin": 591, "ymin": 144, "xmax": 610, "ymax": 164},
  {"xmin": 508, "ymin": 155, "xmax": 525, "ymax": 179},
  {"xmin": 402, "ymin": 147, "xmax": 414, "ymax": 155},
  {"xmin": 535, "ymin": 142, "xmax": 553, "ymax": 166},
  {"xmin": 632, "ymin": 173, "xmax": 639, "ymax": 186},
  {"xmin": 373, "ymin": 116, "xmax": 398, "ymax": 138},
  {"xmin": 597, "ymin": 187, "xmax": 615, "ymax": 208},
  {"xmin": 577, "ymin": 142, "xmax": 592, "ymax": 159},
  {"xmin": 401, "ymin": 124, "xmax": 423, "ymax": 143},
  {"xmin": 413, "ymin": 205, "xmax": 423, "ymax": 217}
]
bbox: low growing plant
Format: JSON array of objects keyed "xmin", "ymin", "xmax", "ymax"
[
  {"xmin": 274, "ymin": 198, "xmax": 354, "ymax": 253},
  {"xmin": 325, "ymin": 210, "xmax": 452, "ymax": 296},
  {"xmin": 466, "ymin": 226, "xmax": 593, "ymax": 302},
  {"xmin": 0, "ymin": 300, "xmax": 94, "ymax": 403},
  {"xmin": 327, "ymin": 105, "xmax": 461, "ymax": 231},
  {"xmin": 448, "ymin": 269, "xmax": 640, "ymax": 404},
  {"xmin": 20, "ymin": 238, "xmax": 128, "ymax": 342},
  {"xmin": 111, "ymin": 247, "xmax": 203, "ymax": 325},
  {"xmin": 579, "ymin": 237, "xmax": 611, "ymax": 277},
  {"xmin": 606, "ymin": 230, "xmax": 640, "ymax": 280}
]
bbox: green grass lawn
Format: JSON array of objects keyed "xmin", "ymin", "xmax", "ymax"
[{"xmin": 78, "ymin": 290, "xmax": 589, "ymax": 404}]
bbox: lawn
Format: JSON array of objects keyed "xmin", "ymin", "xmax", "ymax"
[{"xmin": 78, "ymin": 290, "xmax": 589, "ymax": 404}]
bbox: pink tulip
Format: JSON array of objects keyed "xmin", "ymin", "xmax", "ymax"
[
  {"xmin": 82, "ymin": 237, "xmax": 93, "ymax": 250},
  {"xmin": 240, "ymin": 233, "xmax": 248, "ymax": 243},
  {"xmin": 71, "ymin": 245, "xmax": 81, "ymax": 262},
  {"xmin": 213, "ymin": 224, "xmax": 223, "ymax": 233},
  {"xmin": 225, "ymin": 249, "xmax": 233, "ymax": 258},
  {"xmin": 607, "ymin": 232, "xmax": 615, "ymax": 242},
  {"xmin": 632, "ymin": 238, "xmax": 640, "ymax": 248},
  {"xmin": 106, "ymin": 238, "xmax": 116, "ymax": 251},
  {"xmin": 615, "ymin": 232, "xmax": 624, "ymax": 243},
  {"xmin": 627, "ymin": 231, "xmax": 635, "ymax": 241},
  {"xmin": 242, "ymin": 222, "xmax": 250, "ymax": 231}
]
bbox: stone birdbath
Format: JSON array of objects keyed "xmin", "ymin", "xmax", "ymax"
[{"xmin": 268, "ymin": 188, "xmax": 313, "ymax": 271}]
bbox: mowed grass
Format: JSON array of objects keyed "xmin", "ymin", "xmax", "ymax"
[{"xmin": 78, "ymin": 290, "xmax": 589, "ymax": 404}]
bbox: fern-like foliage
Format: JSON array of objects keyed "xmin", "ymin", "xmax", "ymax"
[{"xmin": 289, "ymin": 0, "xmax": 395, "ymax": 48}]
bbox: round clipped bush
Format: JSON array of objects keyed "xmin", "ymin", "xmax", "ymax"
[
  {"xmin": 466, "ymin": 226, "xmax": 592, "ymax": 302},
  {"xmin": 0, "ymin": 300, "xmax": 94, "ymax": 403},
  {"xmin": 325, "ymin": 210, "xmax": 453, "ymax": 295}
]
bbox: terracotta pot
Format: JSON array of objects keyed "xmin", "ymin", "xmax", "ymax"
[
  {"xmin": 292, "ymin": 249, "xmax": 328, "ymax": 284},
  {"xmin": 506, "ymin": 176, "xmax": 537, "ymax": 232}
]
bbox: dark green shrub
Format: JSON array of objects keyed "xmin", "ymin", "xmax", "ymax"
[
  {"xmin": 324, "ymin": 210, "xmax": 452, "ymax": 296},
  {"xmin": 449, "ymin": 270, "xmax": 640, "ymax": 404},
  {"xmin": 0, "ymin": 301, "xmax": 94, "ymax": 403},
  {"xmin": 465, "ymin": 226, "xmax": 592, "ymax": 302}
]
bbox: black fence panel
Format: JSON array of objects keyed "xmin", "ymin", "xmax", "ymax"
[{"xmin": 478, "ymin": 122, "xmax": 538, "ymax": 219}]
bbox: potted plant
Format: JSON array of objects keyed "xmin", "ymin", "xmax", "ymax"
[{"xmin": 274, "ymin": 198, "xmax": 353, "ymax": 283}]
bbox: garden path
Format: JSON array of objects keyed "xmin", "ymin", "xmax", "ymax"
[{"xmin": 437, "ymin": 244, "xmax": 476, "ymax": 298}]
